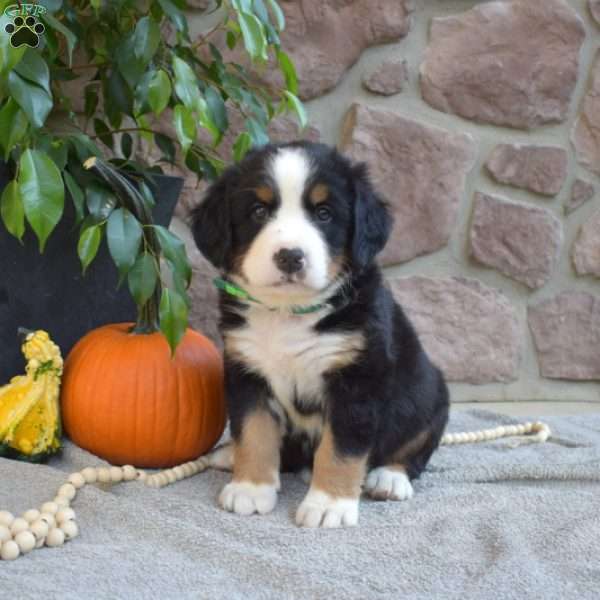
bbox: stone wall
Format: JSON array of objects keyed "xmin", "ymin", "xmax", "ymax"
[{"xmin": 183, "ymin": 0, "xmax": 600, "ymax": 404}]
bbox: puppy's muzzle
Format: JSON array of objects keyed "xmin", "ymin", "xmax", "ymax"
[{"xmin": 273, "ymin": 247, "xmax": 305, "ymax": 275}]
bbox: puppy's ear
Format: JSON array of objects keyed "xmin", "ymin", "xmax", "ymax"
[
  {"xmin": 350, "ymin": 162, "xmax": 392, "ymax": 270},
  {"xmin": 190, "ymin": 170, "xmax": 234, "ymax": 269}
]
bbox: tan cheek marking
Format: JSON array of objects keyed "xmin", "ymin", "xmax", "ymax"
[
  {"xmin": 390, "ymin": 430, "xmax": 430, "ymax": 465},
  {"xmin": 255, "ymin": 185, "xmax": 274, "ymax": 204},
  {"xmin": 311, "ymin": 426, "xmax": 367, "ymax": 498},
  {"xmin": 233, "ymin": 409, "xmax": 281, "ymax": 485},
  {"xmin": 327, "ymin": 255, "xmax": 346, "ymax": 280},
  {"xmin": 309, "ymin": 183, "xmax": 329, "ymax": 205}
]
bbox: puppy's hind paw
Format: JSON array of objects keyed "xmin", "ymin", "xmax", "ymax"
[
  {"xmin": 365, "ymin": 467, "xmax": 414, "ymax": 501},
  {"xmin": 219, "ymin": 481, "xmax": 278, "ymax": 516},
  {"xmin": 296, "ymin": 489, "xmax": 359, "ymax": 528}
]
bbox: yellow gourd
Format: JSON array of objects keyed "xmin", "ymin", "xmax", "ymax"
[{"xmin": 0, "ymin": 330, "xmax": 63, "ymax": 461}]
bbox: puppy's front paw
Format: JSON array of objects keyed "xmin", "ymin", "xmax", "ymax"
[
  {"xmin": 219, "ymin": 481, "xmax": 278, "ymax": 516},
  {"xmin": 364, "ymin": 467, "xmax": 414, "ymax": 501},
  {"xmin": 296, "ymin": 489, "xmax": 359, "ymax": 528}
]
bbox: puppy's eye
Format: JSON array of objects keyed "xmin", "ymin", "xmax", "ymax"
[
  {"xmin": 251, "ymin": 203, "xmax": 270, "ymax": 222},
  {"xmin": 315, "ymin": 205, "xmax": 332, "ymax": 222}
]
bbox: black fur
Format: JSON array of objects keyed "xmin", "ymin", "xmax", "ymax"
[{"xmin": 191, "ymin": 141, "xmax": 449, "ymax": 484}]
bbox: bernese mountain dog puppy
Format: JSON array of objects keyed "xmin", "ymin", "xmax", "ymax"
[{"xmin": 191, "ymin": 141, "xmax": 449, "ymax": 528}]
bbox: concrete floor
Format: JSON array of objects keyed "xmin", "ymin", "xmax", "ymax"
[{"xmin": 454, "ymin": 401, "xmax": 600, "ymax": 416}]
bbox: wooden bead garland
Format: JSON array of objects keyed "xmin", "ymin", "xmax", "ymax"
[
  {"xmin": 440, "ymin": 421, "xmax": 551, "ymax": 446},
  {"xmin": 0, "ymin": 421, "xmax": 550, "ymax": 560}
]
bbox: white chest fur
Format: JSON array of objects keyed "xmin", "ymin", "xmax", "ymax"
[{"xmin": 225, "ymin": 306, "xmax": 364, "ymax": 437}]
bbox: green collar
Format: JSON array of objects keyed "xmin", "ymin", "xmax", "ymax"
[{"xmin": 213, "ymin": 278, "xmax": 327, "ymax": 315}]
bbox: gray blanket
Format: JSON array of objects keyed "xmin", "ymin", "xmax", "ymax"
[{"xmin": 1, "ymin": 409, "xmax": 599, "ymax": 600}]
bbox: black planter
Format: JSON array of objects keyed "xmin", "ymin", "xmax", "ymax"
[{"xmin": 0, "ymin": 162, "xmax": 183, "ymax": 382}]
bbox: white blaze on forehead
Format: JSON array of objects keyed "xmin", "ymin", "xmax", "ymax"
[{"xmin": 269, "ymin": 147, "xmax": 313, "ymax": 208}]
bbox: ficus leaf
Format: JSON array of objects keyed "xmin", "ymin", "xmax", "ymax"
[
  {"xmin": 0, "ymin": 99, "xmax": 28, "ymax": 160},
  {"xmin": 77, "ymin": 223, "xmax": 102, "ymax": 274},
  {"xmin": 265, "ymin": 0, "xmax": 285, "ymax": 30},
  {"xmin": 85, "ymin": 182, "xmax": 117, "ymax": 223},
  {"xmin": 128, "ymin": 251, "xmax": 158, "ymax": 308},
  {"xmin": 106, "ymin": 207, "xmax": 143, "ymax": 280},
  {"xmin": 7, "ymin": 71, "xmax": 53, "ymax": 130},
  {"xmin": 0, "ymin": 180, "xmax": 25, "ymax": 242},
  {"xmin": 283, "ymin": 91, "xmax": 307, "ymax": 130},
  {"xmin": 63, "ymin": 171, "xmax": 85, "ymax": 225},
  {"xmin": 159, "ymin": 287, "xmax": 188, "ymax": 356},
  {"xmin": 277, "ymin": 50, "xmax": 298, "ymax": 95},
  {"xmin": 133, "ymin": 16, "xmax": 160, "ymax": 64},
  {"xmin": 172, "ymin": 56, "xmax": 201, "ymax": 111},
  {"xmin": 14, "ymin": 49, "xmax": 51, "ymax": 96},
  {"xmin": 233, "ymin": 131, "xmax": 252, "ymax": 162},
  {"xmin": 152, "ymin": 224, "xmax": 192, "ymax": 287},
  {"xmin": 173, "ymin": 104, "xmax": 196, "ymax": 156},
  {"xmin": 237, "ymin": 11, "xmax": 267, "ymax": 61},
  {"xmin": 18, "ymin": 149, "xmax": 65, "ymax": 252},
  {"xmin": 42, "ymin": 13, "xmax": 77, "ymax": 66},
  {"xmin": 147, "ymin": 69, "xmax": 171, "ymax": 116}
]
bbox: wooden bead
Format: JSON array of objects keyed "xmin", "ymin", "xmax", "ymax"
[
  {"xmin": 136, "ymin": 470, "xmax": 147, "ymax": 481},
  {"xmin": 0, "ymin": 511, "xmax": 14, "ymax": 527},
  {"xmin": 173, "ymin": 466, "xmax": 185, "ymax": 480},
  {"xmin": 23, "ymin": 509, "xmax": 40, "ymax": 523},
  {"xmin": 0, "ymin": 540, "xmax": 20, "ymax": 560},
  {"xmin": 0, "ymin": 525, "xmax": 11, "ymax": 543},
  {"xmin": 68, "ymin": 472, "xmax": 86, "ymax": 489},
  {"xmin": 165, "ymin": 470, "xmax": 177, "ymax": 484},
  {"xmin": 14, "ymin": 531, "xmax": 35, "ymax": 554},
  {"xmin": 39, "ymin": 513, "xmax": 56, "ymax": 529},
  {"xmin": 10, "ymin": 517, "xmax": 29, "ymax": 536},
  {"xmin": 45, "ymin": 527, "xmax": 65, "ymax": 547},
  {"xmin": 81, "ymin": 467, "xmax": 97, "ymax": 483},
  {"xmin": 122, "ymin": 465, "xmax": 137, "ymax": 481},
  {"xmin": 30, "ymin": 519, "xmax": 49, "ymax": 540},
  {"xmin": 54, "ymin": 496, "xmax": 70, "ymax": 508},
  {"xmin": 109, "ymin": 466, "xmax": 123, "ymax": 483},
  {"xmin": 60, "ymin": 520, "xmax": 79, "ymax": 540},
  {"xmin": 40, "ymin": 501, "xmax": 58, "ymax": 515},
  {"xmin": 35, "ymin": 536, "xmax": 45, "ymax": 549},
  {"xmin": 56, "ymin": 508, "xmax": 76, "ymax": 524},
  {"xmin": 97, "ymin": 467, "xmax": 111, "ymax": 483},
  {"xmin": 58, "ymin": 483, "xmax": 76, "ymax": 500}
]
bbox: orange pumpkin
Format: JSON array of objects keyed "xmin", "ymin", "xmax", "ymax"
[{"xmin": 61, "ymin": 323, "xmax": 226, "ymax": 468}]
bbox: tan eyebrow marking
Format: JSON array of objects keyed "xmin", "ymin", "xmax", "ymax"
[
  {"xmin": 309, "ymin": 183, "xmax": 329, "ymax": 205},
  {"xmin": 255, "ymin": 185, "xmax": 275, "ymax": 204}
]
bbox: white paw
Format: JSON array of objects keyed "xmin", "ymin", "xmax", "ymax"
[
  {"xmin": 364, "ymin": 467, "xmax": 414, "ymax": 501},
  {"xmin": 219, "ymin": 481, "xmax": 278, "ymax": 516},
  {"xmin": 295, "ymin": 489, "xmax": 359, "ymax": 528}
]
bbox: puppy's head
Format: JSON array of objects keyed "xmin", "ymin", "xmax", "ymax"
[{"xmin": 191, "ymin": 142, "xmax": 391, "ymax": 305}]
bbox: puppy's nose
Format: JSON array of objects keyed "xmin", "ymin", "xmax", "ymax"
[{"xmin": 274, "ymin": 247, "xmax": 305, "ymax": 274}]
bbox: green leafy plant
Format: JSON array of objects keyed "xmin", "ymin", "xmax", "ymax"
[{"xmin": 0, "ymin": 0, "xmax": 303, "ymax": 352}]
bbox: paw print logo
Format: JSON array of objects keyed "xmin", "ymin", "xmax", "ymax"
[{"xmin": 5, "ymin": 15, "xmax": 45, "ymax": 48}]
